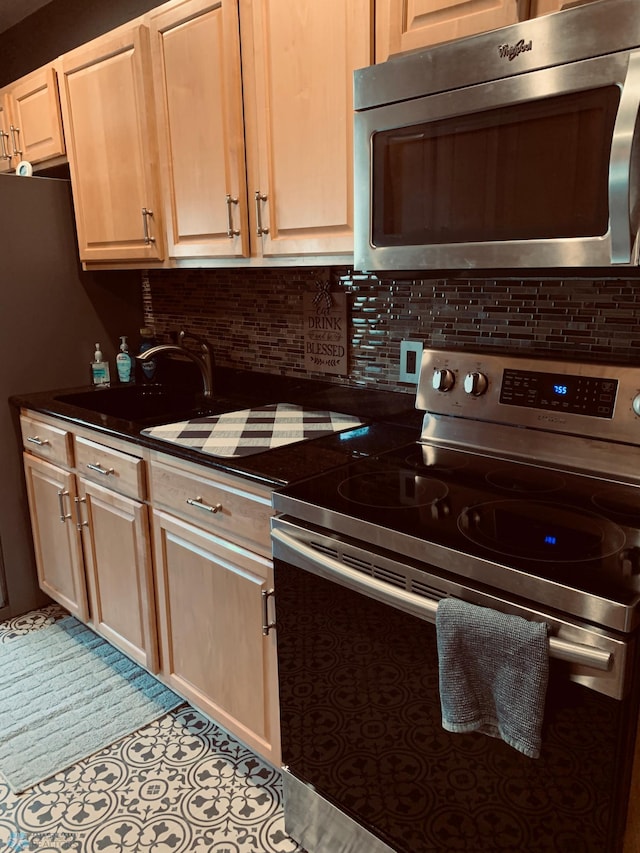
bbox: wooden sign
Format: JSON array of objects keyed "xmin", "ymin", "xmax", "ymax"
[{"xmin": 303, "ymin": 290, "xmax": 348, "ymax": 376}]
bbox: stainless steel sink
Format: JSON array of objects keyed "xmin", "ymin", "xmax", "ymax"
[{"xmin": 54, "ymin": 385, "xmax": 235, "ymax": 426}]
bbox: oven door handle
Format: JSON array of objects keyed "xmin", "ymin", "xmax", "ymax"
[{"xmin": 271, "ymin": 528, "xmax": 613, "ymax": 673}]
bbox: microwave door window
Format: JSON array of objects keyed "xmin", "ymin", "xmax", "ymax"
[{"xmin": 372, "ymin": 86, "xmax": 620, "ymax": 248}]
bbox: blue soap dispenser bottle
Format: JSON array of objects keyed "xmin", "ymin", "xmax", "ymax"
[{"xmin": 116, "ymin": 336, "xmax": 133, "ymax": 383}]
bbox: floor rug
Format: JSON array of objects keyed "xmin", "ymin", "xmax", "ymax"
[{"xmin": 0, "ymin": 616, "xmax": 182, "ymax": 793}]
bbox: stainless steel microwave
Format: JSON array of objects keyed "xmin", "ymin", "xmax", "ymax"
[{"xmin": 354, "ymin": 0, "xmax": 640, "ymax": 271}]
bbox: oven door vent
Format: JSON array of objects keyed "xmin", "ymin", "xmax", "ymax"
[
  {"xmin": 309, "ymin": 540, "xmax": 340, "ymax": 560},
  {"xmin": 411, "ymin": 578, "xmax": 446, "ymax": 604},
  {"xmin": 306, "ymin": 535, "xmax": 448, "ymax": 603},
  {"xmin": 341, "ymin": 552, "xmax": 407, "ymax": 590},
  {"xmin": 310, "ymin": 537, "xmax": 436, "ymax": 594}
]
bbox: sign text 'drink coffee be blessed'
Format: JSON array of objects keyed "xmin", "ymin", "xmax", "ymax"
[{"xmin": 303, "ymin": 291, "xmax": 347, "ymax": 376}]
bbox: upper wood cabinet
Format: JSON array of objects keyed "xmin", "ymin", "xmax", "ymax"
[
  {"xmin": 529, "ymin": 0, "xmax": 564, "ymax": 14},
  {"xmin": 58, "ymin": 22, "xmax": 165, "ymax": 264},
  {"xmin": 0, "ymin": 64, "xmax": 65, "ymax": 172},
  {"xmin": 148, "ymin": 0, "xmax": 371, "ymax": 263},
  {"xmin": 149, "ymin": 0, "xmax": 249, "ymax": 259},
  {"xmin": 240, "ymin": 0, "xmax": 372, "ymax": 258},
  {"xmin": 376, "ymin": 0, "xmax": 529, "ymax": 61}
]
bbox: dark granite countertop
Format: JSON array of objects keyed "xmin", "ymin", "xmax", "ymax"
[{"xmin": 11, "ymin": 368, "xmax": 423, "ymax": 488}]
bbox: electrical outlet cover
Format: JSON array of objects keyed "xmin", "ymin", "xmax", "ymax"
[{"xmin": 400, "ymin": 341, "xmax": 423, "ymax": 383}]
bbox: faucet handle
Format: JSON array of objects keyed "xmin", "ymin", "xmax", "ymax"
[
  {"xmin": 178, "ymin": 329, "xmax": 209, "ymax": 350},
  {"xmin": 177, "ymin": 330, "xmax": 214, "ymax": 372}
]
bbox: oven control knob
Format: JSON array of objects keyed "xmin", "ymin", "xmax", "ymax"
[
  {"xmin": 464, "ymin": 371, "xmax": 489, "ymax": 397},
  {"xmin": 633, "ymin": 394, "xmax": 640, "ymax": 416},
  {"xmin": 432, "ymin": 368, "xmax": 455, "ymax": 392}
]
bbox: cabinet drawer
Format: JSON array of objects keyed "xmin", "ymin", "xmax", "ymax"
[
  {"xmin": 150, "ymin": 459, "xmax": 272, "ymax": 553},
  {"xmin": 20, "ymin": 415, "xmax": 73, "ymax": 467},
  {"xmin": 75, "ymin": 436, "xmax": 146, "ymax": 499}
]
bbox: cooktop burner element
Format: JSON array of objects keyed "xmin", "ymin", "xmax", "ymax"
[
  {"xmin": 458, "ymin": 499, "xmax": 626, "ymax": 562},
  {"xmin": 592, "ymin": 486, "xmax": 640, "ymax": 526},
  {"xmin": 485, "ymin": 467, "xmax": 565, "ymax": 493},
  {"xmin": 337, "ymin": 471, "xmax": 449, "ymax": 509}
]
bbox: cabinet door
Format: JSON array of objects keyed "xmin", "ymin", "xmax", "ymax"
[
  {"xmin": 150, "ymin": 0, "xmax": 249, "ymax": 259},
  {"xmin": 59, "ymin": 23, "xmax": 165, "ymax": 263},
  {"xmin": 79, "ymin": 477, "xmax": 158, "ymax": 672},
  {"xmin": 153, "ymin": 508, "xmax": 281, "ymax": 764},
  {"xmin": 22, "ymin": 453, "xmax": 88, "ymax": 621},
  {"xmin": 376, "ymin": 0, "xmax": 525, "ymax": 61},
  {"xmin": 0, "ymin": 93, "xmax": 13, "ymax": 173},
  {"xmin": 240, "ymin": 0, "xmax": 372, "ymax": 258},
  {"xmin": 6, "ymin": 65, "xmax": 65, "ymax": 165}
]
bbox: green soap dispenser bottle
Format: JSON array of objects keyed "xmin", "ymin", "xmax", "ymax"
[{"xmin": 116, "ymin": 336, "xmax": 133, "ymax": 383}]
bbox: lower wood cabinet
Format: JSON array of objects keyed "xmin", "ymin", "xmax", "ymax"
[
  {"xmin": 152, "ymin": 508, "xmax": 280, "ymax": 763},
  {"xmin": 21, "ymin": 415, "xmax": 157, "ymax": 671},
  {"xmin": 79, "ymin": 476, "xmax": 157, "ymax": 671},
  {"xmin": 20, "ymin": 410, "xmax": 281, "ymax": 766},
  {"xmin": 23, "ymin": 453, "xmax": 88, "ymax": 621}
]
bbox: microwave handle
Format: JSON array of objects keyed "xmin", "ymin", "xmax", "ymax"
[
  {"xmin": 610, "ymin": 50, "xmax": 640, "ymax": 263},
  {"xmin": 271, "ymin": 527, "xmax": 612, "ymax": 672}
]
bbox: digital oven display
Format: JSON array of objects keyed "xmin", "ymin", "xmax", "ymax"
[{"xmin": 499, "ymin": 369, "xmax": 617, "ymax": 418}]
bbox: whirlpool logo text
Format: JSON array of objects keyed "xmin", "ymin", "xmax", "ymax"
[{"xmin": 498, "ymin": 39, "xmax": 533, "ymax": 60}]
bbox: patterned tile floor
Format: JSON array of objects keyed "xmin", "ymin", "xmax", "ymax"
[{"xmin": 0, "ymin": 607, "xmax": 305, "ymax": 853}]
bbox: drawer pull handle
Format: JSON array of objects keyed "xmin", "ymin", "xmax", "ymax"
[
  {"xmin": 186, "ymin": 496, "xmax": 222, "ymax": 514},
  {"xmin": 86, "ymin": 462, "xmax": 115, "ymax": 476},
  {"xmin": 27, "ymin": 435, "xmax": 50, "ymax": 446}
]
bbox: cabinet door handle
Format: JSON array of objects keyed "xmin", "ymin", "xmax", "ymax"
[
  {"xmin": 27, "ymin": 435, "xmax": 50, "ymax": 446},
  {"xmin": 142, "ymin": 207, "xmax": 155, "ymax": 244},
  {"xmin": 86, "ymin": 462, "xmax": 114, "ymax": 476},
  {"xmin": 9, "ymin": 125, "xmax": 21, "ymax": 157},
  {"xmin": 254, "ymin": 190, "xmax": 269, "ymax": 236},
  {"xmin": 57, "ymin": 489, "xmax": 71, "ymax": 523},
  {"xmin": 0, "ymin": 130, "xmax": 10, "ymax": 161},
  {"xmin": 226, "ymin": 194, "xmax": 240, "ymax": 238},
  {"xmin": 261, "ymin": 588, "xmax": 276, "ymax": 636},
  {"xmin": 186, "ymin": 495, "xmax": 222, "ymax": 514}
]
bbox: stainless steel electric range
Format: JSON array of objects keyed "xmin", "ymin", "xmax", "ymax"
[{"xmin": 271, "ymin": 348, "xmax": 640, "ymax": 853}]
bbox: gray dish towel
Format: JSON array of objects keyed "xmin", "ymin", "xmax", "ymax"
[{"xmin": 435, "ymin": 597, "xmax": 549, "ymax": 759}]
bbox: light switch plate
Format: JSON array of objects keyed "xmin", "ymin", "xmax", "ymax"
[{"xmin": 400, "ymin": 340, "xmax": 423, "ymax": 384}]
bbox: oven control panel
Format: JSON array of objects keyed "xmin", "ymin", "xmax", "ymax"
[
  {"xmin": 416, "ymin": 348, "xmax": 640, "ymax": 445},
  {"xmin": 499, "ymin": 368, "xmax": 617, "ymax": 419}
]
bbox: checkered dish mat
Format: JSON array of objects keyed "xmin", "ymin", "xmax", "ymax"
[{"xmin": 141, "ymin": 403, "xmax": 365, "ymax": 458}]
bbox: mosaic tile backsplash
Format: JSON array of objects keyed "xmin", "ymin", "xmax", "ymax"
[{"xmin": 143, "ymin": 268, "xmax": 640, "ymax": 394}]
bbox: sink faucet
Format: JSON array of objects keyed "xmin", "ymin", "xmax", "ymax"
[{"xmin": 136, "ymin": 330, "xmax": 214, "ymax": 397}]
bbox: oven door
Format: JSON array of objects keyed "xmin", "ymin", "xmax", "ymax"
[
  {"xmin": 272, "ymin": 517, "xmax": 640, "ymax": 853},
  {"xmin": 354, "ymin": 50, "xmax": 640, "ymax": 271}
]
